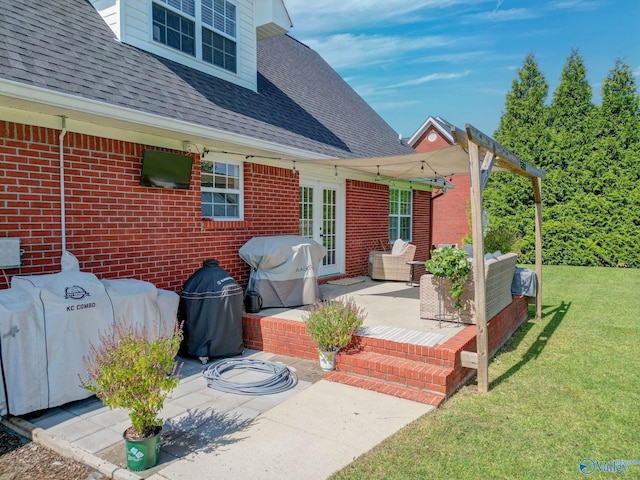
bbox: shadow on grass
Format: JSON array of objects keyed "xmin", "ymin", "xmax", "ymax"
[{"xmin": 490, "ymin": 300, "xmax": 570, "ymax": 389}]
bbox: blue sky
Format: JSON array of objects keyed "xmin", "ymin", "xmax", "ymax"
[{"xmin": 284, "ymin": 0, "xmax": 640, "ymax": 139}]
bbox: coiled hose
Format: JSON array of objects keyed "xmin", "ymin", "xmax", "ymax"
[{"xmin": 202, "ymin": 358, "xmax": 298, "ymax": 395}]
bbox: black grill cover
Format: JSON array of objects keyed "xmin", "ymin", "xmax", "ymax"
[{"xmin": 179, "ymin": 259, "xmax": 244, "ymax": 359}]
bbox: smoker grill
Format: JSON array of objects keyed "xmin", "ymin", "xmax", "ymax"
[{"xmin": 179, "ymin": 259, "xmax": 244, "ymax": 363}]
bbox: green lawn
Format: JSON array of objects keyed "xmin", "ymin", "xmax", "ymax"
[{"xmin": 332, "ymin": 266, "xmax": 640, "ymax": 479}]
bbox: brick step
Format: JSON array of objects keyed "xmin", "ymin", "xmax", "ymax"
[
  {"xmin": 354, "ymin": 333, "xmax": 458, "ymax": 368},
  {"xmin": 324, "ymin": 371, "xmax": 446, "ymax": 406},
  {"xmin": 336, "ymin": 350, "xmax": 453, "ymax": 394}
]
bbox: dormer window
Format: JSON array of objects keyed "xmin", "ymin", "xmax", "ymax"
[
  {"xmin": 202, "ymin": 0, "xmax": 237, "ymax": 72},
  {"xmin": 152, "ymin": 0, "xmax": 237, "ymax": 73},
  {"xmin": 152, "ymin": 2, "xmax": 196, "ymax": 56}
]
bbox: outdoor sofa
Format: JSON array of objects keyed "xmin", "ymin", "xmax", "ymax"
[{"xmin": 419, "ymin": 252, "xmax": 519, "ymax": 324}]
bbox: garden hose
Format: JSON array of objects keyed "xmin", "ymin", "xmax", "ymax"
[{"xmin": 202, "ymin": 358, "xmax": 298, "ymax": 395}]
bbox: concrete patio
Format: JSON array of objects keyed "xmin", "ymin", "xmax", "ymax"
[
  {"xmin": 263, "ymin": 276, "xmax": 466, "ymax": 345},
  {"xmin": 3, "ymin": 276, "xmax": 529, "ymax": 479}
]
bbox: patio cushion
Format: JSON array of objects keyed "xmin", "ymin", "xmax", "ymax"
[{"xmin": 391, "ymin": 239, "xmax": 409, "ymax": 255}]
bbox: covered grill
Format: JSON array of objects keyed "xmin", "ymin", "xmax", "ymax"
[
  {"xmin": 179, "ymin": 259, "xmax": 244, "ymax": 362},
  {"xmin": 239, "ymin": 235, "xmax": 326, "ymax": 308}
]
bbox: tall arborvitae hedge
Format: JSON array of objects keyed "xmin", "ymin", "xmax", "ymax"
[{"xmin": 483, "ymin": 51, "xmax": 640, "ymax": 267}]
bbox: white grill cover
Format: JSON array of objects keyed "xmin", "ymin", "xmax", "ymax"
[
  {"xmin": 0, "ymin": 288, "xmax": 43, "ymax": 416},
  {"xmin": 239, "ymin": 235, "xmax": 326, "ymax": 308},
  {"xmin": 11, "ymin": 271, "xmax": 115, "ymax": 411},
  {"xmin": 1, "ymin": 273, "xmax": 179, "ymax": 416}
]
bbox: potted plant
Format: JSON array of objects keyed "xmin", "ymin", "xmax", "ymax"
[
  {"xmin": 425, "ymin": 246, "xmax": 472, "ymax": 313},
  {"xmin": 80, "ymin": 321, "xmax": 183, "ymax": 472},
  {"xmin": 303, "ymin": 296, "xmax": 366, "ymax": 372}
]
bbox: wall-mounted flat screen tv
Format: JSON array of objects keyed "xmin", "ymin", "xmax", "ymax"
[{"xmin": 140, "ymin": 149, "xmax": 193, "ymax": 189}]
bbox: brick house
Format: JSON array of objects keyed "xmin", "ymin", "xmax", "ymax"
[
  {"xmin": 0, "ymin": 0, "xmax": 436, "ymax": 291},
  {"xmin": 408, "ymin": 116, "xmax": 471, "ymax": 249}
]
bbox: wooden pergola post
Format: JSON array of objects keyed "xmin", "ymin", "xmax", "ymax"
[
  {"xmin": 468, "ymin": 139, "xmax": 489, "ymax": 393},
  {"xmin": 532, "ymin": 177, "xmax": 543, "ymax": 320}
]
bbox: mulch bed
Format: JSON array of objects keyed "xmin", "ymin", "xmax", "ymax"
[{"xmin": 0, "ymin": 426, "xmax": 105, "ymax": 480}]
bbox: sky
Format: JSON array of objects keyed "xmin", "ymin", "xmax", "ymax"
[{"xmin": 283, "ymin": 0, "xmax": 640, "ymax": 139}]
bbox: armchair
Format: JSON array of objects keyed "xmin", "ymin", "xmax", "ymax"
[{"xmin": 368, "ymin": 239, "xmax": 417, "ymax": 281}]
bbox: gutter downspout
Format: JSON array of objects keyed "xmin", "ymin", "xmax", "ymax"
[{"xmin": 59, "ymin": 116, "xmax": 67, "ymax": 253}]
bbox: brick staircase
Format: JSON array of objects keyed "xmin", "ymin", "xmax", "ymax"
[
  {"xmin": 324, "ymin": 333, "xmax": 464, "ymax": 407},
  {"xmin": 242, "ymin": 295, "xmax": 529, "ymax": 407}
]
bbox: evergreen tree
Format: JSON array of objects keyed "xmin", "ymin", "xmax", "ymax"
[
  {"xmin": 483, "ymin": 52, "xmax": 640, "ymax": 267},
  {"xmin": 545, "ymin": 49, "xmax": 595, "ymax": 208},
  {"xmin": 483, "ymin": 53, "xmax": 549, "ymax": 262},
  {"xmin": 589, "ymin": 59, "xmax": 640, "ymax": 266}
]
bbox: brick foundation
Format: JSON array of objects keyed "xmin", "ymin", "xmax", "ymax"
[{"xmin": 241, "ymin": 295, "xmax": 530, "ymax": 405}]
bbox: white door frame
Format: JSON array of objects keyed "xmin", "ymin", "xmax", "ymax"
[{"xmin": 299, "ymin": 175, "xmax": 345, "ymax": 277}]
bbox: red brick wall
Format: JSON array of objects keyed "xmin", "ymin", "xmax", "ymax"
[
  {"xmin": 345, "ymin": 180, "xmax": 389, "ymax": 276},
  {"xmin": 412, "ymin": 189, "xmax": 432, "ymax": 261},
  {"xmin": 0, "ymin": 121, "xmax": 299, "ymax": 291},
  {"xmin": 1, "ymin": 121, "xmax": 434, "ymax": 290},
  {"xmin": 432, "ymin": 175, "xmax": 471, "ymax": 248},
  {"xmin": 412, "ymin": 125, "xmax": 452, "ymax": 152},
  {"xmin": 343, "ymin": 180, "xmax": 433, "ymax": 277},
  {"xmin": 412, "ymin": 124, "xmax": 471, "ymax": 248}
]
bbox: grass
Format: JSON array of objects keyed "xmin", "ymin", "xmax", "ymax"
[{"xmin": 331, "ymin": 266, "xmax": 640, "ymax": 479}]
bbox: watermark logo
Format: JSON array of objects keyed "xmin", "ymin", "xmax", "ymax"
[{"xmin": 580, "ymin": 458, "xmax": 640, "ymax": 475}]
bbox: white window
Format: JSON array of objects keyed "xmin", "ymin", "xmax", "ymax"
[
  {"xmin": 389, "ymin": 188, "xmax": 412, "ymax": 241},
  {"xmin": 152, "ymin": 0, "xmax": 237, "ymax": 73},
  {"xmin": 201, "ymin": 160, "xmax": 242, "ymax": 219}
]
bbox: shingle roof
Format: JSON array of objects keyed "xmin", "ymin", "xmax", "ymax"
[{"xmin": 0, "ymin": 0, "xmax": 414, "ymax": 159}]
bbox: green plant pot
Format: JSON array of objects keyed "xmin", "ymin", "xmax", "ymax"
[{"xmin": 124, "ymin": 428, "xmax": 161, "ymax": 471}]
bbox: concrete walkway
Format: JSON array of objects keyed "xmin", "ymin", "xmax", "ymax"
[{"xmin": 7, "ymin": 349, "xmax": 433, "ymax": 480}]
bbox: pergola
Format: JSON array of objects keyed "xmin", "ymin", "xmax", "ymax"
[{"xmin": 302, "ymin": 124, "xmax": 546, "ymax": 392}]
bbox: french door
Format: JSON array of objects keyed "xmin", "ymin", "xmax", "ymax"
[{"xmin": 299, "ymin": 178, "xmax": 344, "ymax": 276}]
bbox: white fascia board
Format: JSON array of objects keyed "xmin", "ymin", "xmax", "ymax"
[
  {"xmin": 407, "ymin": 116, "xmax": 454, "ymax": 146},
  {"xmin": 0, "ymin": 78, "xmax": 332, "ymax": 161}
]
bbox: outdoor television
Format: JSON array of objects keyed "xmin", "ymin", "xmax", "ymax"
[{"xmin": 140, "ymin": 149, "xmax": 193, "ymax": 189}]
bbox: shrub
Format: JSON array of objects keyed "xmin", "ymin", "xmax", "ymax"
[
  {"xmin": 304, "ymin": 297, "xmax": 366, "ymax": 351},
  {"xmin": 81, "ymin": 321, "xmax": 182, "ymax": 439},
  {"xmin": 425, "ymin": 246, "xmax": 471, "ymax": 310}
]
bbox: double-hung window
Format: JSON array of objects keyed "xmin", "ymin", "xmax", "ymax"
[
  {"xmin": 152, "ymin": 0, "xmax": 237, "ymax": 73},
  {"xmin": 201, "ymin": 0, "xmax": 237, "ymax": 72},
  {"xmin": 152, "ymin": 1, "xmax": 196, "ymax": 56},
  {"xmin": 389, "ymin": 188, "xmax": 412, "ymax": 241},
  {"xmin": 201, "ymin": 160, "xmax": 242, "ymax": 219}
]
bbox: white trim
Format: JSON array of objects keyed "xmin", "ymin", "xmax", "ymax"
[
  {"xmin": 299, "ymin": 174, "xmax": 346, "ymax": 277},
  {"xmin": 200, "ymin": 156, "xmax": 244, "ymax": 220},
  {"xmin": 407, "ymin": 115, "xmax": 455, "ymax": 147},
  {"xmin": 389, "ymin": 186, "xmax": 413, "ymax": 242}
]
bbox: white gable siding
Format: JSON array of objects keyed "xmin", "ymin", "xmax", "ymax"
[
  {"xmin": 90, "ymin": 0, "xmax": 121, "ymax": 39},
  {"xmin": 238, "ymin": 1, "xmax": 256, "ymax": 86},
  {"xmin": 92, "ymin": 0, "xmax": 258, "ymax": 91}
]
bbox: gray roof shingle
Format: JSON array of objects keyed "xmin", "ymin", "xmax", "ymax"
[{"xmin": 0, "ymin": 0, "xmax": 414, "ymax": 159}]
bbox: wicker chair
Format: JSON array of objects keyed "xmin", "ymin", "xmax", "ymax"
[
  {"xmin": 419, "ymin": 252, "xmax": 518, "ymax": 324},
  {"xmin": 368, "ymin": 239, "xmax": 417, "ymax": 282}
]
